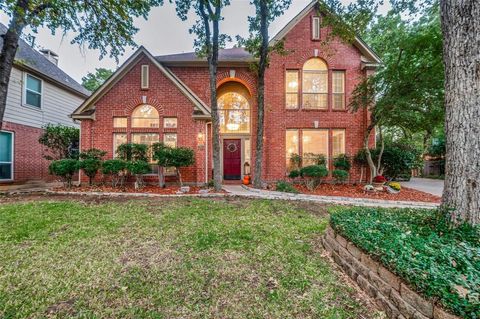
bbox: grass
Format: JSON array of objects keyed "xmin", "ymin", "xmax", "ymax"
[
  {"xmin": 0, "ymin": 197, "xmax": 377, "ymax": 318},
  {"xmin": 330, "ymin": 207, "xmax": 480, "ymax": 318}
]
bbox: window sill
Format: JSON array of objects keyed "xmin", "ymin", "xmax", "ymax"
[
  {"xmin": 332, "ymin": 109, "xmax": 348, "ymax": 112},
  {"xmin": 22, "ymin": 104, "xmax": 42, "ymax": 112}
]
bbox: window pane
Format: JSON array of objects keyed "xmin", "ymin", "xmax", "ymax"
[
  {"xmin": 0, "ymin": 132, "xmax": 12, "ymax": 162},
  {"xmin": 286, "ymin": 71, "xmax": 299, "ymax": 93},
  {"xmin": 113, "ymin": 133, "xmax": 127, "ymax": 157},
  {"xmin": 286, "ymin": 93, "xmax": 298, "ymax": 109},
  {"xmin": 219, "ymin": 109, "xmax": 250, "ymax": 134},
  {"xmin": 303, "ymin": 58, "xmax": 327, "ymax": 71},
  {"xmin": 26, "ymin": 91, "xmax": 41, "ymax": 108},
  {"xmin": 163, "ymin": 133, "xmax": 177, "ymax": 148},
  {"xmin": 131, "ymin": 105, "xmax": 159, "ymax": 128},
  {"xmin": 244, "ymin": 138, "xmax": 251, "ymax": 165},
  {"xmin": 303, "ymin": 93, "xmax": 328, "ymax": 109},
  {"xmin": 333, "ymin": 71, "xmax": 345, "ymax": 93},
  {"xmin": 164, "ymin": 118, "xmax": 177, "ymax": 129},
  {"xmin": 286, "ymin": 130, "xmax": 299, "ymax": 170},
  {"xmin": 113, "ymin": 117, "xmax": 127, "ymax": 128},
  {"xmin": 302, "ymin": 72, "xmax": 327, "ymax": 93},
  {"xmin": 26, "ymin": 75, "xmax": 41, "ymax": 93},
  {"xmin": 302, "ymin": 130, "xmax": 329, "ymax": 166},
  {"xmin": 131, "ymin": 133, "xmax": 159, "ymax": 163},
  {"xmin": 332, "ymin": 129, "xmax": 346, "ymax": 157},
  {"xmin": 333, "ymin": 94, "xmax": 345, "ymax": 109},
  {"xmin": 0, "ymin": 163, "xmax": 12, "ymax": 180}
]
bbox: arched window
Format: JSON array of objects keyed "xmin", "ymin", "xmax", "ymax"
[
  {"xmin": 131, "ymin": 104, "xmax": 159, "ymax": 128},
  {"xmin": 302, "ymin": 58, "xmax": 328, "ymax": 109},
  {"xmin": 218, "ymin": 83, "xmax": 250, "ymax": 134}
]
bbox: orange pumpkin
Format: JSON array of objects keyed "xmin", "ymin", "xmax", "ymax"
[{"xmin": 243, "ymin": 175, "xmax": 251, "ymax": 185}]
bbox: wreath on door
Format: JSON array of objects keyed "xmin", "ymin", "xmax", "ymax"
[{"xmin": 227, "ymin": 142, "xmax": 238, "ymax": 153}]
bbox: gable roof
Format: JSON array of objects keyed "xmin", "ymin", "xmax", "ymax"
[
  {"xmin": 0, "ymin": 23, "xmax": 90, "ymax": 97},
  {"xmin": 269, "ymin": 0, "xmax": 382, "ymax": 65},
  {"xmin": 71, "ymin": 46, "xmax": 211, "ymax": 120},
  {"xmin": 156, "ymin": 47, "xmax": 254, "ymax": 66}
]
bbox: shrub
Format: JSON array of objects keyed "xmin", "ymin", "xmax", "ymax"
[
  {"xmin": 332, "ymin": 169, "xmax": 348, "ymax": 183},
  {"xmin": 102, "ymin": 159, "xmax": 127, "ymax": 187},
  {"xmin": 300, "ymin": 165, "xmax": 328, "ymax": 191},
  {"xmin": 48, "ymin": 159, "xmax": 78, "ymax": 188},
  {"xmin": 333, "ymin": 154, "xmax": 351, "ymax": 171},
  {"xmin": 39, "ymin": 124, "xmax": 79, "ymax": 160},
  {"xmin": 78, "ymin": 149, "xmax": 106, "ymax": 186},
  {"xmin": 116, "ymin": 143, "xmax": 148, "ymax": 162},
  {"xmin": 373, "ymin": 175, "xmax": 387, "ymax": 183},
  {"xmin": 288, "ymin": 153, "xmax": 302, "ymax": 171},
  {"xmin": 288, "ymin": 169, "xmax": 300, "ymax": 179},
  {"xmin": 152, "ymin": 143, "xmax": 195, "ymax": 186},
  {"xmin": 330, "ymin": 207, "xmax": 480, "ymax": 318},
  {"xmin": 304, "ymin": 153, "xmax": 327, "ymax": 166},
  {"xmin": 276, "ymin": 180, "xmax": 299, "ymax": 194},
  {"xmin": 127, "ymin": 160, "xmax": 150, "ymax": 189}
]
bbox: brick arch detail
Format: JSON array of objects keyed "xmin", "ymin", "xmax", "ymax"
[
  {"xmin": 122, "ymin": 96, "xmax": 165, "ymax": 116},
  {"xmin": 217, "ymin": 70, "xmax": 256, "ymax": 96},
  {"xmin": 297, "ymin": 53, "xmax": 334, "ymax": 69}
]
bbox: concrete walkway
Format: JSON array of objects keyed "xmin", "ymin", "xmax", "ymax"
[
  {"xmin": 222, "ymin": 185, "xmax": 439, "ymax": 209},
  {"xmin": 400, "ymin": 177, "xmax": 444, "ymax": 197}
]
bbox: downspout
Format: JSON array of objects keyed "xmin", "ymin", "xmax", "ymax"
[{"xmin": 205, "ymin": 121, "xmax": 211, "ymax": 184}]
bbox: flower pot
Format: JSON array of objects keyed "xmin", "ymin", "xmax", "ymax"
[{"xmin": 372, "ymin": 182, "xmax": 385, "ymax": 191}]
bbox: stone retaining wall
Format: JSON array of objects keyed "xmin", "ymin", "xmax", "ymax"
[{"xmin": 322, "ymin": 226, "xmax": 460, "ymax": 319}]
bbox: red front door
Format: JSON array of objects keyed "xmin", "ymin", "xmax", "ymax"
[{"xmin": 223, "ymin": 139, "xmax": 242, "ymax": 180}]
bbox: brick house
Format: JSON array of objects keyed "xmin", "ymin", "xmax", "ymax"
[
  {"xmin": 0, "ymin": 24, "xmax": 89, "ymax": 185},
  {"xmin": 72, "ymin": 0, "xmax": 381, "ymax": 185}
]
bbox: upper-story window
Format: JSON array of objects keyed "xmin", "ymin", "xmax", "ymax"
[
  {"xmin": 25, "ymin": 74, "xmax": 42, "ymax": 108},
  {"xmin": 312, "ymin": 16, "xmax": 321, "ymax": 40},
  {"xmin": 131, "ymin": 104, "xmax": 159, "ymax": 128},
  {"xmin": 113, "ymin": 117, "xmax": 127, "ymax": 128},
  {"xmin": 218, "ymin": 91, "xmax": 250, "ymax": 134},
  {"xmin": 285, "ymin": 70, "xmax": 299, "ymax": 109},
  {"xmin": 332, "ymin": 71, "xmax": 346, "ymax": 110},
  {"xmin": 302, "ymin": 58, "xmax": 328, "ymax": 109}
]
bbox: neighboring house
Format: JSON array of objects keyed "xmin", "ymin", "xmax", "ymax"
[
  {"xmin": 0, "ymin": 23, "xmax": 89, "ymax": 184},
  {"xmin": 72, "ymin": 0, "xmax": 380, "ymax": 185}
]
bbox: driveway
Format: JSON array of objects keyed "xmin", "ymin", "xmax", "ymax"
[{"xmin": 401, "ymin": 177, "xmax": 444, "ymax": 197}]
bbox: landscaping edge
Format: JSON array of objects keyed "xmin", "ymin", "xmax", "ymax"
[{"xmin": 322, "ymin": 226, "xmax": 460, "ymax": 319}]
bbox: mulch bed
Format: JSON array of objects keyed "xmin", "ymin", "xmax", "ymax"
[
  {"xmin": 290, "ymin": 184, "xmax": 441, "ymax": 203},
  {"xmin": 53, "ymin": 185, "xmax": 222, "ymax": 195}
]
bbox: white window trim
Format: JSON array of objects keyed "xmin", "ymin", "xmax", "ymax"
[
  {"xmin": 141, "ymin": 65, "xmax": 149, "ymax": 89},
  {"xmin": 0, "ymin": 131, "xmax": 14, "ymax": 181},
  {"xmin": 163, "ymin": 117, "xmax": 178, "ymax": 129},
  {"xmin": 23, "ymin": 73, "xmax": 43, "ymax": 109},
  {"xmin": 312, "ymin": 16, "xmax": 321, "ymax": 40}
]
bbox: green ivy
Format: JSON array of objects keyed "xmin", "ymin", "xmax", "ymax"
[{"xmin": 329, "ymin": 207, "xmax": 480, "ymax": 318}]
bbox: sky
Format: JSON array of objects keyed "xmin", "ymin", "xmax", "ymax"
[{"xmin": 0, "ymin": 0, "xmax": 389, "ymax": 83}]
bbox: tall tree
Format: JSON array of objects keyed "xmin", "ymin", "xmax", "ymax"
[
  {"xmin": 81, "ymin": 68, "xmax": 114, "ymax": 92},
  {"xmin": 440, "ymin": 0, "xmax": 480, "ymax": 225},
  {"xmin": 0, "ymin": 0, "xmax": 163, "ymax": 129},
  {"xmin": 241, "ymin": 0, "xmax": 292, "ymax": 189},
  {"xmin": 174, "ymin": 0, "xmax": 230, "ymax": 191}
]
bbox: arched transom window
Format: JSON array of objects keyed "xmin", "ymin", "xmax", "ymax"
[
  {"xmin": 302, "ymin": 58, "xmax": 328, "ymax": 109},
  {"xmin": 131, "ymin": 104, "xmax": 159, "ymax": 128},
  {"xmin": 218, "ymin": 84, "xmax": 250, "ymax": 134}
]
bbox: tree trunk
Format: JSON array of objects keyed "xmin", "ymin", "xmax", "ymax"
[
  {"xmin": 176, "ymin": 168, "xmax": 183, "ymax": 187},
  {"xmin": 0, "ymin": 12, "xmax": 26, "ymax": 130},
  {"xmin": 377, "ymin": 127, "xmax": 385, "ymax": 176},
  {"xmin": 440, "ymin": 0, "xmax": 480, "ymax": 225},
  {"xmin": 363, "ymin": 123, "xmax": 377, "ymax": 183},
  {"xmin": 253, "ymin": 0, "xmax": 269, "ymax": 189},
  {"xmin": 158, "ymin": 166, "xmax": 165, "ymax": 188}
]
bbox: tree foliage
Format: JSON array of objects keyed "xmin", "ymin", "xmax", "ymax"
[
  {"xmin": 81, "ymin": 68, "xmax": 114, "ymax": 91},
  {"xmin": 38, "ymin": 124, "xmax": 79, "ymax": 160},
  {"xmin": 48, "ymin": 159, "xmax": 78, "ymax": 188},
  {"xmin": 78, "ymin": 148, "xmax": 106, "ymax": 185}
]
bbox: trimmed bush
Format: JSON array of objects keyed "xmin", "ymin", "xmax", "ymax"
[
  {"xmin": 276, "ymin": 180, "xmax": 299, "ymax": 193},
  {"xmin": 48, "ymin": 159, "xmax": 78, "ymax": 188},
  {"xmin": 333, "ymin": 154, "xmax": 351, "ymax": 171},
  {"xmin": 300, "ymin": 165, "xmax": 328, "ymax": 191},
  {"xmin": 116, "ymin": 143, "xmax": 148, "ymax": 162},
  {"xmin": 332, "ymin": 169, "xmax": 348, "ymax": 183},
  {"xmin": 78, "ymin": 148, "xmax": 106, "ymax": 186},
  {"xmin": 127, "ymin": 160, "xmax": 150, "ymax": 189},
  {"xmin": 330, "ymin": 207, "xmax": 480, "ymax": 318},
  {"xmin": 102, "ymin": 159, "xmax": 127, "ymax": 187},
  {"xmin": 288, "ymin": 169, "xmax": 300, "ymax": 179}
]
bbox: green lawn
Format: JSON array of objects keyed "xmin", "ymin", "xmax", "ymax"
[{"xmin": 0, "ymin": 196, "xmax": 378, "ymax": 318}]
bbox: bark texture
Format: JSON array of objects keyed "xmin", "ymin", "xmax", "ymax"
[
  {"xmin": 253, "ymin": 0, "xmax": 269, "ymax": 188},
  {"xmin": 440, "ymin": 0, "xmax": 480, "ymax": 225},
  {"xmin": 0, "ymin": 4, "xmax": 27, "ymax": 129}
]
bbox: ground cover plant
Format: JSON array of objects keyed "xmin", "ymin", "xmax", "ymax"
[
  {"xmin": 0, "ymin": 196, "xmax": 379, "ymax": 319},
  {"xmin": 330, "ymin": 207, "xmax": 480, "ymax": 318}
]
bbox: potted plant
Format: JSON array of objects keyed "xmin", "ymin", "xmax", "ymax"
[
  {"xmin": 386, "ymin": 181, "xmax": 401, "ymax": 194},
  {"xmin": 372, "ymin": 175, "xmax": 387, "ymax": 190}
]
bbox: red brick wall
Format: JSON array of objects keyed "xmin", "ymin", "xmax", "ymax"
[
  {"xmin": 1, "ymin": 121, "xmax": 53, "ymax": 184},
  {"xmin": 263, "ymin": 9, "xmax": 375, "ymax": 182},
  {"xmin": 80, "ymin": 6, "xmax": 375, "ymax": 185}
]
